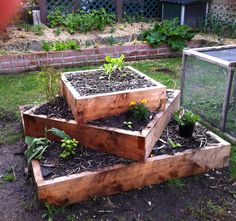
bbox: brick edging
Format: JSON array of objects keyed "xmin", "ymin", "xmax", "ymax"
[{"xmin": 0, "ymin": 40, "xmax": 202, "ymax": 75}]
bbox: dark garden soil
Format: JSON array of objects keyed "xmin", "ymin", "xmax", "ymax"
[
  {"xmin": 39, "ymin": 121, "xmax": 219, "ymax": 180},
  {"xmin": 34, "ymin": 97, "xmax": 74, "ymax": 121},
  {"xmin": 0, "ymin": 117, "xmax": 236, "ymax": 220},
  {"xmin": 65, "ymin": 67, "xmax": 156, "ymax": 96},
  {"xmin": 40, "ymin": 143, "xmax": 133, "ymax": 180}
]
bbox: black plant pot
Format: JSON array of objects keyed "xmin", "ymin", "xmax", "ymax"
[{"xmin": 179, "ymin": 124, "xmax": 195, "ymax": 138}]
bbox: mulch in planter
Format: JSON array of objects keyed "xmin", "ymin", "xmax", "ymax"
[
  {"xmin": 39, "ymin": 121, "xmax": 219, "ymax": 180},
  {"xmin": 33, "ymin": 91, "xmax": 175, "ymax": 131},
  {"xmin": 34, "ymin": 97, "xmax": 74, "ymax": 121},
  {"xmin": 65, "ymin": 67, "xmax": 156, "ymax": 96}
]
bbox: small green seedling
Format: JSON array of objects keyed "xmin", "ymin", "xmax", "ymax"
[
  {"xmin": 42, "ymin": 202, "xmax": 65, "ymax": 221},
  {"xmin": 168, "ymin": 138, "xmax": 181, "ymax": 149},
  {"xmin": 2, "ymin": 166, "xmax": 16, "ymax": 182},
  {"xmin": 60, "ymin": 138, "xmax": 78, "ymax": 159},
  {"xmin": 48, "ymin": 128, "xmax": 79, "ymax": 159},
  {"xmin": 123, "ymin": 121, "xmax": 133, "ymax": 129},
  {"xmin": 102, "ymin": 54, "xmax": 125, "ymax": 80},
  {"xmin": 173, "ymin": 107, "xmax": 200, "ymax": 126}
]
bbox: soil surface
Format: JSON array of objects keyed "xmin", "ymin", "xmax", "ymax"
[
  {"xmin": 39, "ymin": 121, "xmax": 219, "ymax": 180},
  {"xmin": 65, "ymin": 67, "xmax": 156, "ymax": 96},
  {"xmin": 41, "ymin": 143, "xmax": 133, "ymax": 180},
  {"xmin": 0, "ymin": 116, "xmax": 236, "ymax": 220},
  {"xmin": 34, "ymin": 97, "xmax": 74, "ymax": 121}
]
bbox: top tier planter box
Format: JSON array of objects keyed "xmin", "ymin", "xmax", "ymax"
[{"xmin": 61, "ymin": 66, "xmax": 167, "ymax": 124}]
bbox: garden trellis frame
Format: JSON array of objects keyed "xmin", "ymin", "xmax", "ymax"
[
  {"xmin": 181, "ymin": 45, "xmax": 236, "ymax": 142},
  {"xmin": 39, "ymin": 0, "xmax": 162, "ymax": 23}
]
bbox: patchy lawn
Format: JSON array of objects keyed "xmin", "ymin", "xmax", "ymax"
[{"xmin": 0, "ymin": 58, "xmax": 235, "ymax": 221}]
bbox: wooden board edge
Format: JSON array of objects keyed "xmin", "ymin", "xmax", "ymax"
[{"xmin": 34, "ymin": 141, "xmax": 231, "ymax": 205}]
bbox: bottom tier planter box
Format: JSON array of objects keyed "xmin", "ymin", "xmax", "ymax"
[
  {"xmin": 21, "ymin": 90, "xmax": 180, "ymax": 161},
  {"xmin": 31, "ymin": 131, "xmax": 230, "ymax": 206}
]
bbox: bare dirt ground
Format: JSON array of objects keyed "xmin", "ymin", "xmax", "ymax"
[{"xmin": 0, "ymin": 118, "xmax": 236, "ymax": 221}]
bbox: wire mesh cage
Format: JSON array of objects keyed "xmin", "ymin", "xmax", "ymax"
[{"xmin": 181, "ymin": 45, "xmax": 236, "ymax": 141}]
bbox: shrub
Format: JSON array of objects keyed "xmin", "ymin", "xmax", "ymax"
[
  {"xmin": 140, "ymin": 18, "xmax": 195, "ymax": 51},
  {"xmin": 174, "ymin": 107, "xmax": 200, "ymax": 126}
]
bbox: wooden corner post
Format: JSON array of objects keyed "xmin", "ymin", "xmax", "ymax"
[
  {"xmin": 116, "ymin": 0, "xmax": 123, "ymax": 21},
  {"xmin": 39, "ymin": 0, "xmax": 47, "ymax": 24}
]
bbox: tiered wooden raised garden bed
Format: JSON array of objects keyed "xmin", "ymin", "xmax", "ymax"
[
  {"xmin": 31, "ymin": 132, "xmax": 230, "ymax": 206},
  {"xmin": 21, "ymin": 90, "xmax": 180, "ymax": 162},
  {"xmin": 60, "ymin": 66, "xmax": 166, "ymax": 123}
]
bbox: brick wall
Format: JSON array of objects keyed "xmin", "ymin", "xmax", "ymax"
[
  {"xmin": 209, "ymin": 0, "xmax": 236, "ymax": 22},
  {"xmin": 0, "ymin": 41, "xmax": 202, "ymax": 75}
]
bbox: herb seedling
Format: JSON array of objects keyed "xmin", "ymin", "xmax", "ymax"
[
  {"xmin": 123, "ymin": 121, "xmax": 133, "ymax": 129},
  {"xmin": 129, "ymin": 99, "xmax": 150, "ymax": 121},
  {"xmin": 48, "ymin": 128, "xmax": 79, "ymax": 159},
  {"xmin": 174, "ymin": 108, "xmax": 200, "ymax": 126},
  {"xmin": 102, "ymin": 54, "xmax": 125, "ymax": 80}
]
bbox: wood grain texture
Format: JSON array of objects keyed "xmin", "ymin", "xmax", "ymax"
[
  {"xmin": 21, "ymin": 90, "xmax": 180, "ymax": 161},
  {"xmin": 32, "ymin": 133, "xmax": 231, "ymax": 206},
  {"xmin": 60, "ymin": 66, "xmax": 167, "ymax": 123}
]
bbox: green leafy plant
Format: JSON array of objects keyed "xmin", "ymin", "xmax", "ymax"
[
  {"xmin": 2, "ymin": 166, "xmax": 16, "ymax": 182},
  {"xmin": 18, "ymin": 24, "xmax": 44, "ymax": 36},
  {"xmin": 48, "ymin": 128, "xmax": 79, "ymax": 159},
  {"xmin": 37, "ymin": 67, "xmax": 61, "ymax": 101},
  {"xmin": 123, "ymin": 121, "xmax": 133, "ymax": 129},
  {"xmin": 140, "ymin": 18, "xmax": 195, "ymax": 51},
  {"xmin": 42, "ymin": 202, "xmax": 65, "ymax": 221},
  {"xmin": 47, "ymin": 7, "xmax": 65, "ymax": 28},
  {"xmin": 47, "ymin": 8, "xmax": 115, "ymax": 34},
  {"xmin": 102, "ymin": 54, "xmax": 125, "ymax": 80},
  {"xmin": 174, "ymin": 108, "xmax": 200, "ymax": 126},
  {"xmin": 129, "ymin": 99, "xmax": 150, "ymax": 121},
  {"xmin": 25, "ymin": 135, "xmax": 51, "ymax": 165},
  {"xmin": 106, "ymin": 35, "xmax": 118, "ymax": 45},
  {"xmin": 42, "ymin": 40, "xmax": 80, "ymax": 52}
]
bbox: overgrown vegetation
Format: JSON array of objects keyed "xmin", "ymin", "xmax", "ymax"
[
  {"xmin": 47, "ymin": 8, "xmax": 115, "ymax": 34},
  {"xmin": 37, "ymin": 67, "xmax": 61, "ymax": 101},
  {"xmin": 200, "ymin": 14, "xmax": 236, "ymax": 38},
  {"xmin": 42, "ymin": 202, "xmax": 65, "ymax": 221},
  {"xmin": 140, "ymin": 18, "xmax": 195, "ymax": 51},
  {"xmin": 42, "ymin": 40, "xmax": 80, "ymax": 52}
]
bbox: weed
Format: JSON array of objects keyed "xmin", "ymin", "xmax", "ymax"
[
  {"xmin": 167, "ymin": 178, "xmax": 185, "ymax": 188},
  {"xmin": 2, "ymin": 166, "xmax": 16, "ymax": 182},
  {"xmin": 42, "ymin": 202, "xmax": 65, "ymax": 221},
  {"xmin": 19, "ymin": 24, "xmax": 44, "ymax": 36},
  {"xmin": 37, "ymin": 67, "xmax": 61, "ymax": 101}
]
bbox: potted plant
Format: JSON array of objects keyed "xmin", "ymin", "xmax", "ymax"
[{"xmin": 173, "ymin": 107, "xmax": 200, "ymax": 138}]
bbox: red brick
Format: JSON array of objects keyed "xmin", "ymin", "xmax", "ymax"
[
  {"xmin": 11, "ymin": 54, "xmax": 23, "ymax": 61},
  {"xmin": 139, "ymin": 50, "xmax": 149, "ymax": 56},
  {"xmin": 1, "ymin": 62, "xmax": 12, "ymax": 68},
  {"xmin": 97, "ymin": 54, "xmax": 106, "ymax": 60},
  {"xmin": 126, "ymin": 45, "xmax": 137, "ymax": 51},
  {"xmin": 50, "ymin": 58, "xmax": 63, "ymax": 64},
  {"xmin": 74, "ymin": 55, "xmax": 87, "ymax": 62},
  {"xmin": 94, "ymin": 47, "xmax": 107, "ymax": 54},
  {"xmin": 135, "ymin": 44, "xmax": 150, "ymax": 50},
  {"xmin": 26, "ymin": 60, "xmax": 38, "ymax": 66},
  {"xmin": 0, "ymin": 68, "xmax": 12, "ymax": 74},
  {"xmin": 48, "ymin": 51, "xmax": 62, "ymax": 58},
  {"xmin": 24, "ymin": 53, "xmax": 37, "ymax": 60},
  {"xmin": 87, "ymin": 55, "xmax": 98, "ymax": 61},
  {"xmin": 13, "ymin": 60, "xmax": 26, "ymax": 67},
  {"xmin": 0, "ymin": 56, "xmax": 11, "ymax": 62},
  {"xmin": 12, "ymin": 67, "xmax": 26, "ymax": 73},
  {"xmin": 37, "ymin": 53, "xmax": 48, "ymax": 60},
  {"xmin": 106, "ymin": 47, "xmax": 116, "ymax": 53},
  {"xmin": 63, "ymin": 57, "xmax": 76, "ymax": 63},
  {"xmin": 84, "ymin": 48, "xmax": 96, "ymax": 55},
  {"xmin": 38, "ymin": 59, "xmax": 51, "ymax": 66}
]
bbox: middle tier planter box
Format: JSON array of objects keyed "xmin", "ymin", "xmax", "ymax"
[
  {"xmin": 60, "ymin": 66, "xmax": 167, "ymax": 124},
  {"xmin": 21, "ymin": 90, "xmax": 180, "ymax": 162}
]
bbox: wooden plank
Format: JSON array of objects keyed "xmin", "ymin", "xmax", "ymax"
[
  {"xmin": 32, "ymin": 133, "xmax": 231, "ymax": 206},
  {"xmin": 116, "ymin": 0, "xmax": 123, "ymax": 21},
  {"xmin": 21, "ymin": 90, "xmax": 180, "ymax": 162},
  {"xmin": 61, "ymin": 66, "xmax": 167, "ymax": 123}
]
